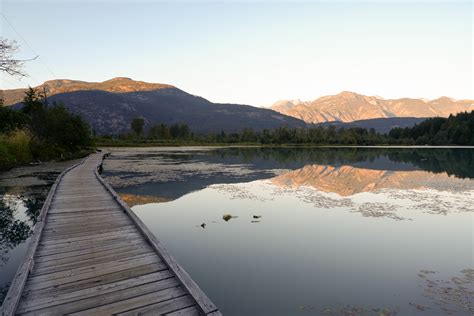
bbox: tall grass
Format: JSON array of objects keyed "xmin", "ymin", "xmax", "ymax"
[{"xmin": 0, "ymin": 129, "xmax": 33, "ymax": 169}]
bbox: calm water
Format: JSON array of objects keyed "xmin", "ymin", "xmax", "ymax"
[{"xmin": 111, "ymin": 147, "xmax": 471, "ymax": 314}]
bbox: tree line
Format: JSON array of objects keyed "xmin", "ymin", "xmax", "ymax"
[
  {"xmin": 0, "ymin": 88, "xmax": 92, "ymax": 169},
  {"xmin": 388, "ymin": 111, "xmax": 474, "ymax": 145},
  {"xmin": 107, "ymin": 110, "xmax": 474, "ymax": 146},
  {"xmin": 118, "ymin": 117, "xmax": 386, "ymax": 144}
]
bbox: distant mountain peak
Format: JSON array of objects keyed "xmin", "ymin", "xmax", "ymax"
[
  {"xmin": 105, "ymin": 77, "xmax": 133, "ymax": 82},
  {"xmin": 434, "ymin": 96, "xmax": 455, "ymax": 102},
  {"xmin": 337, "ymin": 91, "xmax": 360, "ymax": 98},
  {"xmin": 271, "ymin": 92, "xmax": 474, "ymax": 124},
  {"xmin": 2, "ymin": 78, "xmax": 176, "ymax": 105}
]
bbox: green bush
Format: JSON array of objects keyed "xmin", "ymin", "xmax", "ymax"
[
  {"xmin": 0, "ymin": 129, "xmax": 32, "ymax": 168},
  {"xmin": 29, "ymin": 139, "xmax": 65, "ymax": 161},
  {"xmin": 7, "ymin": 130, "xmax": 32, "ymax": 163},
  {"xmin": 0, "ymin": 141, "xmax": 16, "ymax": 168}
]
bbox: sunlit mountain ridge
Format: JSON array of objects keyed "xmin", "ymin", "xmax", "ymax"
[{"xmin": 272, "ymin": 91, "xmax": 474, "ymax": 124}]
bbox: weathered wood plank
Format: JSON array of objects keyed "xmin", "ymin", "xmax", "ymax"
[
  {"xmin": 43, "ymin": 221, "xmax": 130, "ymax": 232},
  {"xmin": 68, "ymin": 285, "xmax": 187, "ymax": 316},
  {"xmin": 51, "ymin": 200, "xmax": 117, "ymax": 208},
  {"xmin": 42, "ymin": 222, "xmax": 132, "ymax": 238},
  {"xmin": 28, "ymin": 253, "xmax": 161, "ymax": 280},
  {"xmin": 165, "ymin": 305, "xmax": 202, "ymax": 316},
  {"xmin": 23, "ymin": 280, "xmax": 183, "ymax": 316},
  {"xmin": 43, "ymin": 218, "xmax": 130, "ymax": 229},
  {"xmin": 34, "ymin": 239, "xmax": 146, "ymax": 262},
  {"xmin": 46, "ymin": 210, "xmax": 122, "ymax": 219},
  {"xmin": 117, "ymin": 295, "xmax": 197, "ymax": 316},
  {"xmin": 32, "ymin": 248, "xmax": 155, "ymax": 276},
  {"xmin": 36, "ymin": 235, "xmax": 143, "ymax": 256},
  {"xmin": 46, "ymin": 212, "xmax": 128, "ymax": 221},
  {"xmin": 17, "ymin": 271, "xmax": 174, "ymax": 313},
  {"xmin": 43, "ymin": 220, "xmax": 130, "ymax": 232},
  {"xmin": 55, "ymin": 186, "xmax": 106, "ymax": 191},
  {"xmin": 48, "ymin": 205, "xmax": 124, "ymax": 213},
  {"xmin": 47, "ymin": 210, "xmax": 124, "ymax": 219},
  {"xmin": 47, "ymin": 212, "xmax": 127, "ymax": 221},
  {"xmin": 38, "ymin": 228, "xmax": 139, "ymax": 246},
  {"xmin": 24, "ymin": 257, "xmax": 166, "ymax": 292},
  {"xmin": 52, "ymin": 193, "xmax": 110, "ymax": 199},
  {"xmin": 52, "ymin": 195, "xmax": 116, "ymax": 202},
  {"xmin": 23, "ymin": 263, "xmax": 167, "ymax": 299}
]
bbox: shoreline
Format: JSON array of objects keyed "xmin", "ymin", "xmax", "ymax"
[
  {"xmin": 0, "ymin": 149, "xmax": 93, "ymax": 172},
  {"xmin": 99, "ymin": 144, "xmax": 474, "ymax": 149}
]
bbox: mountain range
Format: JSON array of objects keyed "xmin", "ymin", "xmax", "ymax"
[
  {"xmin": 271, "ymin": 91, "xmax": 473, "ymax": 124},
  {"xmin": 2, "ymin": 78, "xmax": 472, "ymax": 135},
  {"xmin": 1, "ymin": 78, "xmax": 305, "ymax": 135}
]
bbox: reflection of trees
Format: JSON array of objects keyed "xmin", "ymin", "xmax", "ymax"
[
  {"xmin": 387, "ymin": 149, "xmax": 474, "ymax": 179},
  {"xmin": 0, "ymin": 189, "xmax": 44, "ymax": 304},
  {"xmin": 0, "ymin": 195, "xmax": 42, "ymax": 267},
  {"xmin": 22, "ymin": 197, "xmax": 43, "ymax": 225},
  {"xmin": 204, "ymin": 147, "xmax": 474, "ymax": 179},
  {"xmin": 128, "ymin": 148, "xmax": 474, "ymax": 180},
  {"xmin": 0, "ymin": 201, "xmax": 30, "ymax": 266}
]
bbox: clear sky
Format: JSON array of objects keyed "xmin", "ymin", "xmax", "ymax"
[{"xmin": 0, "ymin": 0, "xmax": 472, "ymax": 106}]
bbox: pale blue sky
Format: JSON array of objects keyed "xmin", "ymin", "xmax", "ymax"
[{"xmin": 1, "ymin": 0, "xmax": 472, "ymax": 106}]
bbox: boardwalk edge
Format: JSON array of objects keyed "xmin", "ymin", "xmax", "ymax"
[{"xmin": 94, "ymin": 151, "xmax": 221, "ymax": 316}]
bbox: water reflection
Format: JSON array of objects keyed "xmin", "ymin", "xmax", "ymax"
[
  {"xmin": 102, "ymin": 147, "xmax": 474, "ymax": 315},
  {"xmin": 0, "ymin": 186, "xmax": 47, "ymax": 267},
  {"xmin": 0, "ymin": 197, "xmax": 37, "ymax": 265},
  {"xmin": 103, "ymin": 147, "xmax": 474, "ymax": 201},
  {"xmin": 0, "ymin": 193, "xmax": 41, "ymax": 304},
  {"xmin": 271, "ymin": 164, "xmax": 473, "ymax": 196},
  {"xmin": 120, "ymin": 193, "xmax": 170, "ymax": 207}
]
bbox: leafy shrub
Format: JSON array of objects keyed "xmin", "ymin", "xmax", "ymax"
[
  {"xmin": 0, "ymin": 130, "xmax": 32, "ymax": 167},
  {"xmin": 7, "ymin": 130, "xmax": 32, "ymax": 163}
]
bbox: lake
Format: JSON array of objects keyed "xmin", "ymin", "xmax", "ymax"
[{"xmin": 102, "ymin": 147, "xmax": 474, "ymax": 316}]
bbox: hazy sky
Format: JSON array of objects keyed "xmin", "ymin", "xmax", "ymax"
[{"xmin": 1, "ymin": 0, "xmax": 472, "ymax": 106}]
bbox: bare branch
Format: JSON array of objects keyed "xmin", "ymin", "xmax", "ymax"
[{"xmin": 0, "ymin": 37, "xmax": 36, "ymax": 78}]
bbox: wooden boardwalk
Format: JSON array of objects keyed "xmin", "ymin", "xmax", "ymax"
[{"xmin": 1, "ymin": 153, "xmax": 220, "ymax": 316}]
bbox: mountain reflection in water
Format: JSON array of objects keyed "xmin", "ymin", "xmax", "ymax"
[
  {"xmin": 102, "ymin": 147, "xmax": 474, "ymax": 316},
  {"xmin": 103, "ymin": 147, "xmax": 474, "ymax": 202},
  {"xmin": 271, "ymin": 164, "xmax": 473, "ymax": 196}
]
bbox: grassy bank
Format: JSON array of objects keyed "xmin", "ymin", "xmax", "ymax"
[{"xmin": 0, "ymin": 128, "xmax": 94, "ymax": 171}]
